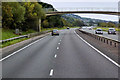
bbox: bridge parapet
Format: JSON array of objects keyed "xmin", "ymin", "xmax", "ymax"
[{"xmin": 44, "ymin": 7, "xmax": 118, "ymax": 13}]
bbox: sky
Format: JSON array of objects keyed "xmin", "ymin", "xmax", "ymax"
[{"xmin": 41, "ymin": 0, "xmax": 119, "ymax": 22}]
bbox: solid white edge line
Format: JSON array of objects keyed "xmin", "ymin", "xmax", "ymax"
[
  {"xmin": 49, "ymin": 69, "xmax": 54, "ymax": 76},
  {"xmin": 74, "ymin": 31, "xmax": 120, "ymax": 68},
  {"xmin": 0, "ymin": 36, "xmax": 47, "ymax": 62}
]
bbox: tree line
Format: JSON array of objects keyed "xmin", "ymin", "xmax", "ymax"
[
  {"xmin": 2, "ymin": 2, "xmax": 45, "ymax": 31},
  {"xmin": 2, "ymin": 2, "xmax": 85, "ymax": 32},
  {"xmin": 98, "ymin": 22, "xmax": 117, "ymax": 28}
]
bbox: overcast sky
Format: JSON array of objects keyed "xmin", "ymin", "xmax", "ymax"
[{"xmin": 41, "ymin": 0, "xmax": 119, "ymax": 22}]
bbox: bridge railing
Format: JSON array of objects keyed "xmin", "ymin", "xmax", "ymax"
[{"xmin": 44, "ymin": 7, "xmax": 118, "ymax": 13}]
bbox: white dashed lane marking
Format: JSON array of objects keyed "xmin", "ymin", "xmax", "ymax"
[
  {"xmin": 49, "ymin": 69, "xmax": 54, "ymax": 76},
  {"xmin": 58, "ymin": 43, "xmax": 60, "ymax": 45},
  {"xmin": 57, "ymin": 47, "xmax": 59, "ymax": 50},
  {"xmin": 54, "ymin": 54, "xmax": 57, "ymax": 58}
]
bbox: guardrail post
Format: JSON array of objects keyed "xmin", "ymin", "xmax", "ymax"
[
  {"xmin": 110, "ymin": 41, "xmax": 112, "ymax": 45},
  {"xmin": 94, "ymin": 35, "xmax": 96, "ymax": 39},
  {"xmin": 99, "ymin": 37, "xmax": 100, "ymax": 41},
  {"xmin": 114, "ymin": 43, "xmax": 117, "ymax": 47},
  {"xmin": 104, "ymin": 39, "xmax": 105, "ymax": 43},
  {"xmin": 101, "ymin": 38, "xmax": 102, "ymax": 41},
  {"xmin": 97, "ymin": 36, "xmax": 99, "ymax": 40},
  {"xmin": 78, "ymin": 29, "xmax": 119, "ymax": 48},
  {"xmin": 107, "ymin": 40, "xmax": 108, "ymax": 44}
]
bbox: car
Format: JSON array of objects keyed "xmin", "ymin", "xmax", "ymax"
[
  {"xmin": 67, "ymin": 27, "xmax": 70, "ymax": 29},
  {"xmin": 82, "ymin": 27, "xmax": 87, "ymax": 29},
  {"xmin": 88, "ymin": 27, "xmax": 92, "ymax": 30},
  {"xmin": 52, "ymin": 29, "xmax": 59, "ymax": 36},
  {"xmin": 108, "ymin": 28, "xmax": 116, "ymax": 34},
  {"xmin": 95, "ymin": 29, "xmax": 103, "ymax": 34}
]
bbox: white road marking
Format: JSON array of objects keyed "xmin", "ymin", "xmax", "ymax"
[
  {"xmin": 58, "ymin": 43, "xmax": 60, "ymax": 45},
  {"xmin": 74, "ymin": 31, "xmax": 120, "ymax": 68},
  {"xmin": 54, "ymin": 54, "xmax": 57, "ymax": 58},
  {"xmin": 60, "ymin": 40, "xmax": 61, "ymax": 41},
  {"xmin": 0, "ymin": 36, "xmax": 47, "ymax": 62},
  {"xmin": 57, "ymin": 47, "xmax": 59, "ymax": 50},
  {"xmin": 49, "ymin": 69, "xmax": 54, "ymax": 76}
]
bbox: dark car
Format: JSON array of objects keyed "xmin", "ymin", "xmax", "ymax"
[
  {"xmin": 67, "ymin": 27, "xmax": 70, "ymax": 29},
  {"xmin": 108, "ymin": 28, "xmax": 116, "ymax": 34},
  {"xmin": 52, "ymin": 29, "xmax": 59, "ymax": 36},
  {"xmin": 95, "ymin": 29, "xmax": 103, "ymax": 34}
]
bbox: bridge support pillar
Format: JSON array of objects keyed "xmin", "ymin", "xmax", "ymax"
[{"xmin": 38, "ymin": 18, "xmax": 41, "ymax": 32}]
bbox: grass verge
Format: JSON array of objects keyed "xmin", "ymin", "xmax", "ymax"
[
  {"xmin": 1, "ymin": 38, "xmax": 29, "ymax": 48},
  {"xmin": 1, "ymin": 28, "xmax": 36, "ymax": 40}
]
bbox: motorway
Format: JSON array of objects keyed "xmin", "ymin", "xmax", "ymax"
[
  {"xmin": 80, "ymin": 28, "xmax": 119, "ymax": 41},
  {"xmin": 2, "ymin": 28, "xmax": 119, "ymax": 78}
]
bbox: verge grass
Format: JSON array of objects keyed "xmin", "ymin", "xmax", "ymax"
[
  {"xmin": 1, "ymin": 38, "xmax": 29, "ymax": 48},
  {"xmin": 1, "ymin": 28, "xmax": 36, "ymax": 40}
]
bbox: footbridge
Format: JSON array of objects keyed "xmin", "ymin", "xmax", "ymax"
[{"xmin": 44, "ymin": 7, "xmax": 119, "ymax": 16}]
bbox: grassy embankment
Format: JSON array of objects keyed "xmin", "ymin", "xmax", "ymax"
[
  {"xmin": 93, "ymin": 27, "xmax": 120, "ymax": 31},
  {"xmin": 1, "ymin": 28, "xmax": 36, "ymax": 48}
]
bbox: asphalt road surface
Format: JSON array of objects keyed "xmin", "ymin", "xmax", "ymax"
[
  {"xmin": 2, "ymin": 28, "xmax": 119, "ymax": 78},
  {"xmin": 81, "ymin": 28, "xmax": 119, "ymax": 41}
]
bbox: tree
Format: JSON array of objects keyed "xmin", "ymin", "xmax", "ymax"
[
  {"xmin": 44, "ymin": 15, "xmax": 64, "ymax": 28},
  {"xmin": 107, "ymin": 22, "xmax": 115, "ymax": 27},
  {"xmin": 98, "ymin": 22, "xmax": 115, "ymax": 27},
  {"xmin": 2, "ymin": 2, "xmax": 13, "ymax": 28},
  {"xmin": 118, "ymin": 23, "xmax": 120, "ymax": 28},
  {"xmin": 9, "ymin": 2, "xmax": 25, "ymax": 29},
  {"xmin": 43, "ymin": 20, "xmax": 49, "ymax": 28},
  {"xmin": 2, "ymin": 2, "xmax": 25, "ymax": 29},
  {"xmin": 98, "ymin": 22, "xmax": 107, "ymax": 27},
  {"xmin": 61, "ymin": 18, "xmax": 72, "ymax": 27},
  {"xmin": 73, "ymin": 19, "xmax": 84, "ymax": 27},
  {"xmin": 23, "ymin": 2, "xmax": 45, "ymax": 31},
  {"xmin": 34, "ymin": 3, "xmax": 45, "ymax": 19}
]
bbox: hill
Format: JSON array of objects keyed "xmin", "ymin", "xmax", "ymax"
[{"xmin": 62, "ymin": 14, "xmax": 118, "ymax": 26}]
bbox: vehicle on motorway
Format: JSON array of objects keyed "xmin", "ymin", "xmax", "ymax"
[
  {"xmin": 67, "ymin": 27, "xmax": 70, "ymax": 29},
  {"xmin": 108, "ymin": 28, "xmax": 116, "ymax": 34},
  {"xmin": 52, "ymin": 29, "xmax": 59, "ymax": 36},
  {"xmin": 82, "ymin": 27, "xmax": 87, "ymax": 29},
  {"xmin": 88, "ymin": 27, "xmax": 92, "ymax": 30},
  {"xmin": 95, "ymin": 29, "xmax": 103, "ymax": 34}
]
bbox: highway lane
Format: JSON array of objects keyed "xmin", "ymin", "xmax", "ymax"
[
  {"xmin": 80, "ymin": 28, "xmax": 119, "ymax": 41},
  {"xmin": 53, "ymin": 29, "xmax": 118, "ymax": 78},
  {"xmin": 2, "ymin": 28, "xmax": 118, "ymax": 78},
  {"xmin": 2, "ymin": 30, "xmax": 65, "ymax": 78}
]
